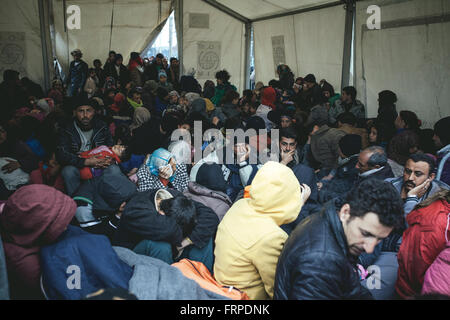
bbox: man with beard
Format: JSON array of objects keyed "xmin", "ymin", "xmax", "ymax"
[
  {"xmin": 386, "ymin": 153, "xmax": 445, "ymax": 217},
  {"xmin": 56, "ymin": 96, "xmax": 114, "ymax": 196},
  {"xmin": 274, "ymin": 179, "xmax": 404, "ymax": 299}
]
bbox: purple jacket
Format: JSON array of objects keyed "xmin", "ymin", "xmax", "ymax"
[
  {"xmin": 421, "ymin": 242, "xmax": 450, "ymax": 297},
  {"xmin": 184, "ymin": 182, "xmax": 232, "ymax": 221}
]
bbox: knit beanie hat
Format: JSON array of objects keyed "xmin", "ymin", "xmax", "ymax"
[
  {"xmin": 338, "ymin": 134, "xmax": 362, "ymax": 158},
  {"xmin": 196, "ymin": 163, "xmax": 227, "ymax": 193},
  {"xmin": 159, "ymin": 70, "xmax": 167, "ymax": 79}
]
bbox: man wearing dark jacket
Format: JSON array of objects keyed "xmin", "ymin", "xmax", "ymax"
[
  {"xmin": 318, "ymin": 134, "xmax": 362, "ymax": 204},
  {"xmin": 0, "ymin": 70, "xmax": 27, "ymax": 120},
  {"xmin": 72, "ymin": 164, "xmax": 137, "ymax": 240},
  {"xmin": 144, "ymin": 53, "xmax": 165, "ymax": 82},
  {"xmin": 103, "ymin": 53, "xmax": 130, "ymax": 90},
  {"xmin": 294, "ymin": 74, "xmax": 324, "ymax": 113},
  {"xmin": 274, "ymin": 179, "xmax": 404, "ymax": 300},
  {"xmin": 113, "ymin": 188, "xmax": 219, "ymax": 272},
  {"xmin": 56, "ymin": 97, "xmax": 114, "ymax": 196},
  {"xmin": 66, "ymin": 49, "xmax": 88, "ymax": 97},
  {"xmin": 356, "ymin": 146, "xmax": 394, "ymax": 184}
]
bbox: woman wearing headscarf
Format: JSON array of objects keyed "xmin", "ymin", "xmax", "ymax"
[
  {"xmin": 136, "ymin": 148, "xmax": 189, "ymax": 193},
  {"xmin": 129, "ymin": 107, "xmax": 151, "ymax": 133}
]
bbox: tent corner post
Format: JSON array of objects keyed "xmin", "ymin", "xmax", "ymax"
[
  {"xmin": 38, "ymin": 0, "xmax": 52, "ymax": 92},
  {"xmin": 341, "ymin": 0, "xmax": 355, "ymax": 91},
  {"xmin": 244, "ymin": 22, "xmax": 252, "ymax": 91}
]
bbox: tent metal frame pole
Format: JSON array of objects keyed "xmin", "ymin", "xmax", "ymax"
[
  {"xmin": 38, "ymin": 0, "xmax": 51, "ymax": 92},
  {"xmin": 177, "ymin": 0, "xmax": 184, "ymax": 75},
  {"xmin": 202, "ymin": 0, "xmax": 250, "ymax": 24},
  {"xmin": 341, "ymin": 0, "xmax": 355, "ymax": 91},
  {"xmin": 251, "ymin": 1, "xmax": 343, "ymax": 23},
  {"xmin": 244, "ymin": 22, "xmax": 252, "ymax": 90}
]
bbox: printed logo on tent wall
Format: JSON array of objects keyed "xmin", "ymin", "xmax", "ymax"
[
  {"xmin": 0, "ymin": 32, "xmax": 27, "ymax": 78},
  {"xmin": 272, "ymin": 35, "xmax": 286, "ymax": 77},
  {"xmin": 197, "ymin": 41, "xmax": 221, "ymax": 79}
]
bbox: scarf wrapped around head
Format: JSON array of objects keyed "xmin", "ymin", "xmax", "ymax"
[
  {"xmin": 146, "ymin": 148, "xmax": 176, "ymax": 181},
  {"xmin": 130, "ymin": 107, "xmax": 151, "ymax": 131}
]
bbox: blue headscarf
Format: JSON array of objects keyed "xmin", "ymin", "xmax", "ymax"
[{"xmin": 146, "ymin": 148, "xmax": 176, "ymax": 182}]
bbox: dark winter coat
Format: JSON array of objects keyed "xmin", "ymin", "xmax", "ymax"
[
  {"xmin": 40, "ymin": 225, "xmax": 133, "ymax": 300},
  {"xmin": 281, "ymin": 163, "xmax": 321, "ymax": 235},
  {"xmin": 104, "ymin": 63, "xmax": 130, "ymax": 89},
  {"xmin": 274, "ymin": 199, "xmax": 373, "ymax": 300},
  {"xmin": 56, "ymin": 118, "xmax": 114, "ymax": 168},
  {"xmin": 66, "ymin": 59, "xmax": 88, "ymax": 94},
  {"xmin": 129, "ymin": 117, "xmax": 169, "ymax": 155},
  {"xmin": 318, "ymin": 155, "xmax": 359, "ymax": 204},
  {"xmin": 356, "ymin": 164, "xmax": 394, "ymax": 185},
  {"xmin": 310, "ymin": 125, "xmax": 346, "ymax": 169},
  {"xmin": 112, "ymin": 189, "xmax": 219, "ymax": 250}
]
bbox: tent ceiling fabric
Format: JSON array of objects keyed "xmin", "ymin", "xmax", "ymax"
[
  {"xmin": 216, "ymin": 0, "xmax": 340, "ymax": 20},
  {"xmin": 52, "ymin": 0, "xmax": 172, "ymax": 73},
  {"xmin": 355, "ymin": 0, "xmax": 450, "ymax": 128},
  {"xmin": 182, "ymin": 0, "xmax": 246, "ymax": 93}
]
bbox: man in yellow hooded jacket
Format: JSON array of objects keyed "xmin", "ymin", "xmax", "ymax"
[{"xmin": 213, "ymin": 161, "xmax": 310, "ymax": 300}]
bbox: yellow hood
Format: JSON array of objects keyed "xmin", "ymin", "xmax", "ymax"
[{"xmin": 247, "ymin": 161, "xmax": 302, "ymax": 226}]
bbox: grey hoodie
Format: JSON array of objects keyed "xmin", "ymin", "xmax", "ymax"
[{"xmin": 113, "ymin": 246, "xmax": 229, "ymax": 300}]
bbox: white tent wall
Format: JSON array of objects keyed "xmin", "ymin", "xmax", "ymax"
[
  {"xmin": 181, "ymin": 0, "xmax": 246, "ymax": 93},
  {"xmin": 253, "ymin": 16, "xmax": 298, "ymax": 86},
  {"xmin": 293, "ymin": 5, "xmax": 346, "ymax": 92},
  {"xmin": 0, "ymin": 0, "xmax": 45, "ymax": 87},
  {"xmin": 355, "ymin": 0, "xmax": 450, "ymax": 128},
  {"xmin": 52, "ymin": 0, "xmax": 172, "ymax": 74},
  {"xmin": 253, "ymin": 4, "xmax": 346, "ymax": 91}
]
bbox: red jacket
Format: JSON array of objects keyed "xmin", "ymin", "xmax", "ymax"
[
  {"xmin": 79, "ymin": 145, "xmax": 121, "ymax": 164},
  {"xmin": 396, "ymin": 199, "xmax": 450, "ymax": 299}
]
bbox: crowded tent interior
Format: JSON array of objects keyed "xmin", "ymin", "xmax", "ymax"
[{"xmin": 0, "ymin": 0, "xmax": 449, "ymax": 302}]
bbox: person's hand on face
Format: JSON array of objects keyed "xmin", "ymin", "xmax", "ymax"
[
  {"xmin": 235, "ymin": 143, "xmax": 250, "ymax": 163},
  {"xmin": 407, "ymin": 178, "xmax": 431, "ymax": 198},
  {"xmin": 212, "ymin": 116, "xmax": 220, "ymax": 126},
  {"xmin": 116, "ymin": 201, "xmax": 127, "ymax": 218},
  {"xmin": 1, "ymin": 159, "xmax": 20, "ymax": 173},
  {"xmin": 280, "ymin": 149, "xmax": 295, "ymax": 165},
  {"xmin": 159, "ymin": 165, "xmax": 173, "ymax": 180},
  {"xmin": 300, "ymin": 183, "xmax": 311, "ymax": 204}
]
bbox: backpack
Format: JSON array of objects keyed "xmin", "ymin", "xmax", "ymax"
[{"xmin": 172, "ymin": 259, "xmax": 249, "ymax": 300}]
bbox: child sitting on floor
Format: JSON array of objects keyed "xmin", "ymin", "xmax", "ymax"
[{"xmin": 78, "ymin": 144, "xmax": 131, "ymax": 180}]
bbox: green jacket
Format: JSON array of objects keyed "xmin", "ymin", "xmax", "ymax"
[{"xmin": 211, "ymin": 82, "xmax": 237, "ymax": 106}]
